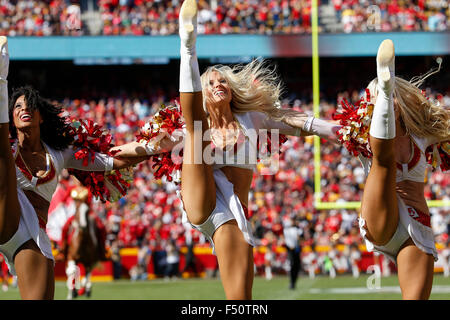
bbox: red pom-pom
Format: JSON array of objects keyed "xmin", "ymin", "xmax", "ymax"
[{"xmin": 66, "ymin": 119, "xmax": 132, "ymax": 202}]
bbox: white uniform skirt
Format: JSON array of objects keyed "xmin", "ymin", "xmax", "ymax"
[
  {"xmin": 180, "ymin": 169, "xmax": 255, "ymax": 254},
  {"xmin": 359, "ymin": 194, "xmax": 438, "ymax": 264},
  {"xmin": 0, "ymin": 188, "xmax": 54, "ymax": 275}
]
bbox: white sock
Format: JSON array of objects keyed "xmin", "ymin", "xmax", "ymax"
[
  {"xmin": 370, "ymin": 39, "xmax": 396, "ymax": 140},
  {"xmin": 0, "ymin": 37, "xmax": 9, "ymax": 124},
  {"xmin": 369, "ymin": 87, "xmax": 395, "ymax": 139},
  {"xmin": 179, "ymin": 0, "xmax": 202, "ymax": 93}
]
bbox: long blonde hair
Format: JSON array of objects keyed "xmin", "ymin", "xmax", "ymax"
[
  {"xmin": 367, "ymin": 68, "xmax": 449, "ymax": 141},
  {"xmin": 200, "ymin": 59, "xmax": 302, "ymax": 121}
]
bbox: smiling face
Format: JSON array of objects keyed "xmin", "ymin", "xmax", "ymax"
[
  {"xmin": 12, "ymin": 95, "xmax": 43, "ymax": 132},
  {"xmin": 205, "ymin": 71, "xmax": 233, "ymax": 107}
]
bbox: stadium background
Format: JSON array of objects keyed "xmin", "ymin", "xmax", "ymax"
[{"xmin": 0, "ymin": 0, "xmax": 449, "ymax": 297}]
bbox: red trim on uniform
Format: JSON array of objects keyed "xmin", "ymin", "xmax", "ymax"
[
  {"xmin": 396, "ymin": 142, "xmax": 421, "ymax": 172},
  {"xmin": 407, "ymin": 207, "xmax": 431, "ymax": 228},
  {"xmin": 408, "ymin": 142, "xmax": 421, "ymax": 171},
  {"xmin": 38, "ymin": 216, "xmax": 46, "ymax": 230},
  {"xmin": 241, "ymin": 203, "xmax": 251, "ymax": 220},
  {"xmin": 15, "ymin": 153, "xmax": 56, "ymax": 186}
]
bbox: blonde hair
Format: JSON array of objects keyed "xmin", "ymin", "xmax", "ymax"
[
  {"xmin": 200, "ymin": 59, "xmax": 302, "ymax": 121},
  {"xmin": 367, "ymin": 69, "xmax": 449, "ymax": 141}
]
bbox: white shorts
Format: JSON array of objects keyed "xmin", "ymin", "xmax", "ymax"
[
  {"xmin": 181, "ymin": 169, "xmax": 255, "ymax": 254},
  {"xmin": 0, "ymin": 188, "xmax": 54, "ymax": 275},
  {"xmin": 359, "ymin": 194, "xmax": 438, "ymax": 264}
]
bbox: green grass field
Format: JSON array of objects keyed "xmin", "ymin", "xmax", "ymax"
[{"xmin": 1, "ymin": 274, "xmax": 449, "ymax": 300}]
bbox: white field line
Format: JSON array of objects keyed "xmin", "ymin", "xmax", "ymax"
[{"xmin": 309, "ymin": 285, "xmax": 450, "ymax": 294}]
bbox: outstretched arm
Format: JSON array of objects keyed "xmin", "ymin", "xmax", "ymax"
[
  {"xmin": 281, "ymin": 114, "xmax": 342, "ymax": 144},
  {"xmin": 111, "ymin": 134, "xmax": 182, "ymax": 158},
  {"xmin": 249, "ymin": 110, "xmax": 342, "ymax": 143},
  {"xmin": 62, "ymin": 147, "xmax": 149, "ymax": 171}
]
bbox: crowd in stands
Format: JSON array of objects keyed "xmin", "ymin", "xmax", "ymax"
[
  {"xmin": 0, "ymin": 0, "xmax": 83, "ymax": 36},
  {"xmin": 0, "ymin": 0, "xmax": 449, "ymax": 36},
  {"xmin": 45, "ymin": 84, "xmax": 449, "ymax": 278}
]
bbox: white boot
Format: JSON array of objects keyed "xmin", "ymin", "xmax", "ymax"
[
  {"xmin": 370, "ymin": 39, "xmax": 396, "ymax": 140},
  {"xmin": 179, "ymin": 0, "xmax": 202, "ymax": 93},
  {"xmin": 376, "ymin": 39, "xmax": 395, "ymax": 95},
  {"xmin": 0, "ymin": 36, "xmax": 9, "ymax": 124}
]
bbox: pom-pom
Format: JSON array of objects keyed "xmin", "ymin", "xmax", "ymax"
[
  {"xmin": 137, "ymin": 103, "xmax": 185, "ymax": 184},
  {"xmin": 67, "ymin": 119, "xmax": 133, "ymax": 202},
  {"xmin": 332, "ymin": 89, "xmax": 374, "ymax": 158},
  {"xmin": 425, "ymin": 141, "xmax": 449, "ymax": 172}
]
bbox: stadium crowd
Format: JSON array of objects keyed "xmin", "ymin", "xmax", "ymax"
[
  {"xmin": 43, "ymin": 85, "xmax": 448, "ymax": 279},
  {"xmin": 0, "ymin": 0, "xmax": 449, "ymax": 36},
  {"xmin": 0, "ymin": 82, "xmax": 448, "ymax": 283}
]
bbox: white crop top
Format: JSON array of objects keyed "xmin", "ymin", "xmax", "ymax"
[
  {"xmin": 13, "ymin": 141, "xmax": 114, "ymax": 202},
  {"xmin": 211, "ymin": 111, "xmax": 300, "ymax": 172},
  {"xmin": 359, "ymin": 134, "xmax": 437, "ymax": 183}
]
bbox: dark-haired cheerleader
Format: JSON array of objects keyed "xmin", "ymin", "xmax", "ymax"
[{"xmin": 0, "ymin": 37, "xmax": 140, "ymax": 300}]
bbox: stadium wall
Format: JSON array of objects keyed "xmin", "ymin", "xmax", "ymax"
[
  {"xmin": 9, "ymin": 32, "xmax": 450, "ymax": 61},
  {"xmin": 52, "ymin": 244, "xmax": 448, "ymax": 281}
]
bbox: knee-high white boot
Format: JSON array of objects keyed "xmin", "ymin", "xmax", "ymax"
[
  {"xmin": 0, "ymin": 36, "xmax": 9, "ymax": 124},
  {"xmin": 179, "ymin": 0, "xmax": 202, "ymax": 93},
  {"xmin": 369, "ymin": 39, "xmax": 396, "ymax": 140}
]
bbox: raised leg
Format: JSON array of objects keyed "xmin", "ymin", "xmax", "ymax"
[
  {"xmin": 178, "ymin": 0, "xmax": 216, "ymax": 225},
  {"xmin": 0, "ymin": 36, "xmax": 21, "ymax": 244},
  {"xmin": 360, "ymin": 39, "xmax": 399, "ymax": 246}
]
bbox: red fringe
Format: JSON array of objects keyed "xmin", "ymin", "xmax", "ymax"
[{"xmin": 67, "ymin": 119, "xmax": 131, "ymax": 202}]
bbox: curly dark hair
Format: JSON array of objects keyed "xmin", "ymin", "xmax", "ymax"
[{"xmin": 9, "ymin": 86, "xmax": 74, "ymax": 151}]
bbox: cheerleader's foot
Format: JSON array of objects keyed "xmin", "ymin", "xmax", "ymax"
[
  {"xmin": 376, "ymin": 39, "xmax": 395, "ymax": 96},
  {"xmin": 179, "ymin": 0, "xmax": 198, "ymax": 52}
]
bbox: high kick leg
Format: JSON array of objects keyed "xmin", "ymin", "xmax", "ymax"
[
  {"xmin": 360, "ymin": 39, "xmax": 399, "ymax": 246},
  {"xmin": 178, "ymin": 0, "xmax": 216, "ymax": 225},
  {"xmin": 0, "ymin": 36, "xmax": 21, "ymax": 244}
]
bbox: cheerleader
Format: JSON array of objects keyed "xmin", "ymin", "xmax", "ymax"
[
  {"xmin": 175, "ymin": 0, "xmax": 319, "ymax": 299},
  {"xmin": 0, "ymin": 37, "xmax": 137, "ymax": 299},
  {"xmin": 114, "ymin": 0, "xmax": 310, "ymax": 299},
  {"xmin": 283, "ymin": 40, "xmax": 449, "ymax": 299}
]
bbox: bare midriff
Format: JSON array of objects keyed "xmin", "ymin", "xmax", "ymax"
[
  {"xmin": 396, "ymin": 180, "xmax": 429, "ymax": 215},
  {"xmin": 23, "ymin": 190, "xmax": 50, "ymax": 225},
  {"xmin": 219, "ymin": 166, "xmax": 253, "ymax": 208}
]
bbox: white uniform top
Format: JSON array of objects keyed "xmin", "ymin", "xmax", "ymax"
[
  {"xmin": 358, "ymin": 134, "xmax": 436, "ymax": 183},
  {"xmin": 212, "ymin": 111, "xmax": 300, "ymax": 171},
  {"xmin": 12, "ymin": 140, "xmax": 114, "ymax": 202}
]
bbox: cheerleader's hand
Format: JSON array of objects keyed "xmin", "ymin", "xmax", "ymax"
[{"xmin": 281, "ymin": 113, "xmax": 309, "ymax": 131}]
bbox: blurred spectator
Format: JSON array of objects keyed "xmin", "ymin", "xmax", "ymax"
[
  {"xmin": 165, "ymin": 240, "xmax": 180, "ymax": 280},
  {"xmin": 110, "ymin": 239, "xmax": 123, "ymax": 280},
  {"xmin": 130, "ymin": 240, "xmax": 151, "ymax": 281},
  {"xmin": 0, "ymin": 0, "xmax": 84, "ymax": 36},
  {"xmin": 283, "ymin": 217, "xmax": 301, "ymax": 289},
  {"xmin": 348, "ymin": 242, "xmax": 361, "ymax": 278}
]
